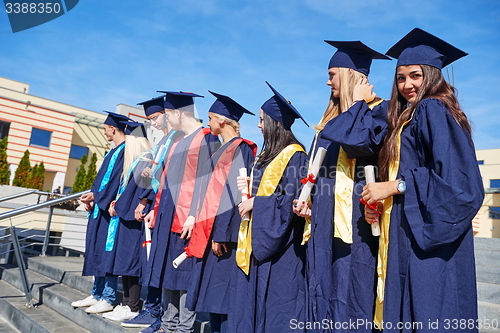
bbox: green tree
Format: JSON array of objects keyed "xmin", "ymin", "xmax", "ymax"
[
  {"xmin": 28, "ymin": 162, "xmax": 45, "ymax": 190},
  {"xmin": 0, "ymin": 137, "xmax": 10, "ymax": 185},
  {"xmin": 72, "ymin": 154, "xmax": 87, "ymax": 193},
  {"xmin": 84, "ymin": 153, "xmax": 98, "ymax": 190},
  {"xmin": 12, "ymin": 150, "xmax": 31, "ymax": 188}
]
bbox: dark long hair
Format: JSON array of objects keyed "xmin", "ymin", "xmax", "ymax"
[
  {"xmin": 257, "ymin": 112, "xmax": 304, "ymax": 168},
  {"xmin": 378, "ymin": 64, "xmax": 472, "ymax": 181}
]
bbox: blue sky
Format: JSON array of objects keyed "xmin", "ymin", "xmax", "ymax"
[{"xmin": 1, "ymin": 0, "xmax": 499, "ymax": 150}]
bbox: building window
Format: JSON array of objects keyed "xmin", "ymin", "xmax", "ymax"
[
  {"xmin": 478, "ymin": 160, "xmax": 484, "ymax": 165},
  {"xmin": 29, "ymin": 128, "xmax": 51, "ymax": 149},
  {"xmin": 69, "ymin": 145, "xmax": 89, "ymax": 160},
  {"xmin": 490, "ymin": 207, "xmax": 500, "ymax": 219},
  {"xmin": 0, "ymin": 121, "xmax": 10, "ymax": 139},
  {"xmin": 490, "ymin": 179, "xmax": 500, "ymax": 189}
]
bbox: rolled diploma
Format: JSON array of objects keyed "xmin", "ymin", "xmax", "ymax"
[
  {"xmin": 173, "ymin": 252, "xmax": 188, "ymax": 268},
  {"xmin": 364, "ymin": 165, "xmax": 380, "ymax": 236},
  {"xmin": 152, "ymin": 145, "xmax": 166, "ymax": 168},
  {"xmin": 297, "ymin": 147, "xmax": 327, "ymax": 203},
  {"xmin": 239, "ymin": 168, "xmax": 250, "ymax": 221},
  {"xmin": 145, "ymin": 225, "xmax": 152, "ymax": 259}
]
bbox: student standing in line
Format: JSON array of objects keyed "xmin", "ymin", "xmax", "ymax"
[
  {"xmin": 72, "ymin": 111, "xmax": 130, "ymax": 314},
  {"xmin": 143, "ymin": 91, "xmax": 220, "ymax": 333},
  {"xmin": 362, "ymin": 28, "xmax": 483, "ymax": 332},
  {"xmin": 185, "ymin": 91, "xmax": 257, "ymax": 333},
  {"xmin": 293, "ymin": 41, "xmax": 390, "ymax": 332},
  {"xmin": 231, "ymin": 82, "xmax": 308, "ymax": 333},
  {"xmin": 101, "ymin": 121, "xmax": 153, "ymax": 322},
  {"xmin": 121, "ymin": 96, "xmax": 183, "ymax": 333}
]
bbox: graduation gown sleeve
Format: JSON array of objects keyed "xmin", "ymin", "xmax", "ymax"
[
  {"xmin": 321, "ymin": 100, "xmax": 389, "ymax": 158},
  {"xmin": 401, "ymin": 98, "xmax": 484, "ymax": 252},
  {"xmin": 251, "ymin": 151, "xmax": 307, "ymax": 262}
]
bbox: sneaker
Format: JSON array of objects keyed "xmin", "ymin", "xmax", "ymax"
[
  {"xmin": 103, "ymin": 304, "xmax": 126, "ymax": 319},
  {"xmin": 138, "ymin": 316, "xmax": 162, "ymax": 333},
  {"xmin": 122, "ymin": 309, "xmax": 156, "ymax": 328},
  {"xmin": 105, "ymin": 305, "xmax": 138, "ymax": 322},
  {"xmin": 71, "ymin": 295, "xmax": 98, "ymax": 307},
  {"xmin": 85, "ymin": 299, "xmax": 113, "ymax": 313}
]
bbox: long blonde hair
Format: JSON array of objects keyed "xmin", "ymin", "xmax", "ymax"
[
  {"xmin": 212, "ymin": 113, "xmax": 241, "ymax": 137},
  {"xmin": 122, "ymin": 135, "xmax": 152, "ymax": 181},
  {"xmin": 315, "ymin": 67, "xmax": 366, "ymax": 131}
]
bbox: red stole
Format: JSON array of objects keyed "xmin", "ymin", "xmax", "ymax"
[{"xmin": 185, "ymin": 138, "xmax": 257, "ymax": 258}]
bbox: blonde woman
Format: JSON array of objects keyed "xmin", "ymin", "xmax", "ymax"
[
  {"xmin": 292, "ymin": 41, "xmax": 390, "ymax": 332},
  {"xmin": 102, "ymin": 121, "xmax": 153, "ymax": 322},
  {"xmin": 186, "ymin": 91, "xmax": 256, "ymax": 333}
]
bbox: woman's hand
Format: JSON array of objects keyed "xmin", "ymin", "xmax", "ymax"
[
  {"xmin": 180, "ymin": 215, "xmax": 196, "ymax": 240},
  {"xmin": 108, "ymin": 202, "xmax": 117, "ymax": 217},
  {"xmin": 135, "ymin": 199, "xmax": 148, "ymax": 221},
  {"xmin": 144, "ymin": 210, "xmax": 155, "ymax": 229},
  {"xmin": 362, "ymin": 180, "xmax": 399, "ymax": 205},
  {"xmin": 236, "ymin": 176, "xmax": 250, "ymax": 193},
  {"xmin": 364, "ymin": 203, "xmax": 382, "ymax": 225},
  {"xmin": 238, "ymin": 197, "xmax": 254, "ymax": 218},
  {"xmin": 352, "ymin": 76, "xmax": 376, "ymax": 104},
  {"xmin": 292, "ymin": 199, "xmax": 311, "ymax": 218},
  {"xmin": 141, "ymin": 167, "xmax": 153, "ymax": 178},
  {"xmin": 212, "ymin": 241, "xmax": 228, "ymax": 257}
]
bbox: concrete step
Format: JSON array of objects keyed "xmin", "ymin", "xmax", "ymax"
[
  {"xmin": 27, "ymin": 256, "xmax": 94, "ymax": 295},
  {"xmin": 0, "ymin": 279, "xmax": 89, "ymax": 333},
  {"xmin": 0, "ymin": 315, "xmax": 21, "ymax": 333},
  {"xmin": 25, "ymin": 256, "xmax": 211, "ymax": 332},
  {"xmin": 0, "ymin": 265, "xmax": 142, "ymax": 333}
]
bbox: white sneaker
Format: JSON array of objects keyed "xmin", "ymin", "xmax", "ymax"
[
  {"xmin": 85, "ymin": 299, "xmax": 113, "ymax": 313},
  {"xmin": 102, "ymin": 304, "xmax": 126, "ymax": 319},
  {"xmin": 71, "ymin": 295, "xmax": 98, "ymax": 307},
  {"xmin": 104, "ymin": 305, "xmax": 138, "ymax": 322}
]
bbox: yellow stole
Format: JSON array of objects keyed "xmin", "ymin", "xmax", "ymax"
[
  {"xmin": 236, "ymin": 144, "xmax": 305, "ymax": 275},
  {"xmin": 374, "ymin": 114, "xmax": 413, "ymax": 327},
  {"xmin": 334, "ymin": 99, "xmax": 384, "ymax": 244}
]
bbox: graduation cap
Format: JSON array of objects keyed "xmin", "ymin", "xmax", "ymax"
[
  {"xmin": 261, "ymin": 82, "xmax": 309, "ymax": 130},
  {"xmin": 208, "ymin": 91, "xmax": 255, "ymax": 121},
  {"xmin": 137, "ymin": 96, "xmax": 165, "ymax": 117},
  {"xmin": 325, "ymin": 40, "xmax": 390, "ymax": 75},
  {"xmin": 121, "ymin": 121, "xmax": 148, "ymax": 138},
  {"xmin": 103, "ymin": 111, "xmax": 131, "ymax": 131},
  {"xmin": 386, "ymin": 28, "xmax": 468, "ymax": 69},
  {"xmin": 157, "ymin": 91, "xmax": 204, "ymax": 112}
]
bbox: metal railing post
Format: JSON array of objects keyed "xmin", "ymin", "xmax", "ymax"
[
  {"xmin": 10, "ymin": 226, "xmax": 35, "ymax": 307},
  {"xmin": 41, "ymin": 206, "xmax": 54, "ymax": 256}
]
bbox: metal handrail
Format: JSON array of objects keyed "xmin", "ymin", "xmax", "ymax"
[
  {"xmin": 0, "ymin": 189, "xmax": 64, "ymax": 203},
  {"xmin": 0, "ymin": 190, "xmax": 89, "ymax": 221},
  {"xmin": 0, "ymin": 189, "xmax": 90, "ymax": 305}
]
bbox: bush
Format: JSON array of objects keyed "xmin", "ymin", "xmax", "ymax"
[
  {"xmin": 72, "ymin": 155, "xmax": 87, "ymax": 193},
  {"xmin": 12, "ymin": 150, "xmax": 31, "ymax": 188},
  {"xmin": 0, "ymin": 137, "xmax": 10, "ymax": 185}
]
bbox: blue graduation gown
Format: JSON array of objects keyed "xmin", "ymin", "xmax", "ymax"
[
  {"xmin": 382, "ymin": 98, "xmax": 483, "ymax": 332},
  {"xmin": 306, "ymin": 100, "xmax": 388, "ymax": 332},
  {"xmin": 143, "ymin": 127, "xmax": 220, "ymax": 290},
  {"xmin": 229, "ymin": 151, "xmax": 307, "ymax": 333},
  {"xmin": 82, "ymin": 142, "xmax": 125, "ymax": 277},
  {"xmin": 186, "ymin": 138, "xmax": 256, "ymax": 314},
  {"xmin": 101, "ymin": 158, "xmax": 152, "ymax": 277}
]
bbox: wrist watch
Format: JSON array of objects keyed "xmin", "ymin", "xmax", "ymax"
[{"xmin": 396, "ymin": 179, "xmax": 406, "ymax": 194}]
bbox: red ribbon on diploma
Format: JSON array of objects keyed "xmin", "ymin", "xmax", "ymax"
[
  {"xmin": 301, "ymin": 174, "xmax": 316, "ymax": 185},
  {"xmin": 142, "ymin": 240, "xmax": 152, "ymax": 248},
  {"xmin": 360, "ymin": 198, "xmax": 378, "ymax": 211}
]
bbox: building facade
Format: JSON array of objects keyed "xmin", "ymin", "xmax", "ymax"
[{"xmin": 474, "ymin": 149, "xmax": 500, "ymax": 238}]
